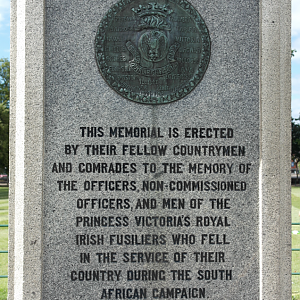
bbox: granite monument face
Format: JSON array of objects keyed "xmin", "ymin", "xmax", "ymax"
[
  {"xmin": 9, "ymin": 0, "xmax": 291, "ymax": 299},
  {"xmin": 44, "ymin": 0, "xmax": 257, "ymax": 297}
]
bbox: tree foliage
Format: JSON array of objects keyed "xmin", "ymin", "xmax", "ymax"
[
  {"xmin": 292, "ymin": 116, "xmax": 300, "ymax": 164},
  {"xmin": 0, "ymin": 58, "xmax": 9, "ymax": 107},
  {"xmin": 0, "ymin": 103, "xmax": 9, "ymax": 171},
  {"xmin": 0, "ymin": 59, "xmax": 9, "ymax": 172}
]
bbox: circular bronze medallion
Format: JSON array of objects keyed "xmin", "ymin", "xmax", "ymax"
[{"xmin": 95, "ymin": 0, "xmax": 210, "ymax": 104}]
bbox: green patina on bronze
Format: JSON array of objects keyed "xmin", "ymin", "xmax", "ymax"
[{"xmin": 95, "ymin": 0, "xmax": 210, "ymax": 104}]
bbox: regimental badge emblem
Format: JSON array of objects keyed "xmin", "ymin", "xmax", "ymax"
[{"xmin": 95, "ymin": 0, "xmax": 210, "ymax": 104}]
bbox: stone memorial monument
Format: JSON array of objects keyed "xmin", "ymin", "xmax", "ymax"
[{"xmin": 9, "ymin": 0, "xmax": 291, "ymax": 299}]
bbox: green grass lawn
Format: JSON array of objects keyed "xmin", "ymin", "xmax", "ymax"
[
  {"xmin": 292, "ymin": 186, "xmax": 300, "ymax": 298},
  {"xmin": 0, "ymin": 187, "xmax": 8, "ymax": 300}
]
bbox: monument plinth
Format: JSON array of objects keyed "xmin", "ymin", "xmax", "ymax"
[{"xmin": 9, "ymin": 0, "xmax": 291, "ymax": 299}]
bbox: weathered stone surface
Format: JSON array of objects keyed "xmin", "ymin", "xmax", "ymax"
[{"xmin": 9, "ymin": 0, "xmax": 291, "ymax": 299}]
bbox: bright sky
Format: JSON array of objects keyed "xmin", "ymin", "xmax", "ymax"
[
  {"xmin": 0, "ymin": 0, "xmax": 299, "ymax": 117},
  {"xmin": 0, "ymin": 0, "xmax": 10, "ymax": 59},
  {"xmin": 292, "ymin": 0, "xmax": 300, "ymax": 119}
]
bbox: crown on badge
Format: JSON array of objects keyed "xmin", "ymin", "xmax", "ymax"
[
  {"xmin": 132, "ymin": 3, "xmax": 173, "ymax": 30},
  {"xmin": 132, "ymin": 3, "xmax": 173, "ymax": 18}
]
